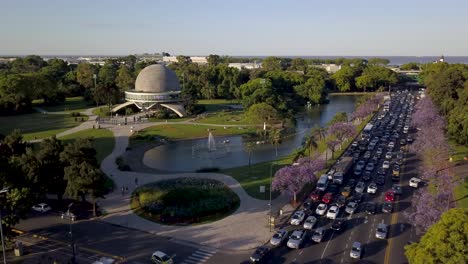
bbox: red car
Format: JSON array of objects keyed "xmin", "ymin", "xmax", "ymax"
[
  {"xmin": 310, "ymin": 189, "xmax": 323, "ymax": 201},
  {"xmin": 385, "ymin": 191, "xmax": 395, "ymax": 202},
  {"xmin": 322, "ymin": 192, "xmax": 333, "ymax": 204}
]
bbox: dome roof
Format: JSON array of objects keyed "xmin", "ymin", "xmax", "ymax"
[{"xmin": 134, "ymin": 64, "xmax": 180, "ymax": 93}]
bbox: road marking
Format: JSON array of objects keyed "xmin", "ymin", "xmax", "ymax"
[
  {"xmin": 193, "ymin": 251, "xmax": 213, "ymax": 257},
  {"xmin": 320, "ymin": 231, "xmax": 335, "ymax": 259},
  {"xmin": 198, "ymin": 248, "xmax": 217, "ymax": 254},
  {"xmin": 299, "ymin": 250, "xmax": 303, "ymax": 255}
]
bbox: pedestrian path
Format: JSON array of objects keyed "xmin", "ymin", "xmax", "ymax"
[{"xmin": 180, "ymin": 247, "xmax": 217, "ymax": 264}]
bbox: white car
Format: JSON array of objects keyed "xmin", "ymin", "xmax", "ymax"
[
  {"xmin": 367, "ymin": 183, "xmax": 378, "ymax": 194},
  {"xmin": 355, "ymin": 182, "xmax": 365, "ymax": 193},
  {"xmin": 303, "ymin": 216, "xmax": 318, "ymax": 229},
  {"xmin": 409, "ymin": 177, "xmax": 422, "ymax": 188},
  {"xmin": 345, "ymin": 202, "xmax": 358, "ymax": 214},
  {"xmin": 270, "ymin": 229, "xmax": 288, "ymax": 246},
  {"xmin": 385, "ymin": 152, "xmax": 393, "ymax": 159},
  {"xmin": 316, "ymin": 203, "xmax": 328, "ymax": 216},
  {"xmin": 287, "ymin": 230, "xmax": 306, "ymax": 249},
  {"xmin": 382, "ymin": 161, "xmax": 390, "ymax": 169},
  {"xmin": 388, "ymin": 142, "xmax": 395, "ymax": 149},
  {"xmin": 326, "ymin": 206, "xmax": 339, "ymax": 220},
  {"xmin": 350, "ymin": 241, "xmax": 363, "ymax": 259},
  {"xmin": 290, "ymin": 210, "xmax": 306, "ymax": 225},
  {"xmin": 375, "ymin": 223, "xmax": 388, "ymax": 239},
  {"xmin": 151, "ymin": 251, "xmax": 173, "ymax": 264},
  {"xmin": 32, "ymin": 203, "xmax": 51, "ymax": 213}
]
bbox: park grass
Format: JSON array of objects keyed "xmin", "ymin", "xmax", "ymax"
[
  {"xmin": 148, "ymin": 117, "xmax": 193, "ymax": 123},
  {"xmin": 129, "ymin": 123, "xmax": 255, "ymax": 147},
  {"xmin": 59, "ymin": 128, "xmax": 115, "ymax": 164},
  {"xmin": 454, "ymin": 180, "xmax": 468, "ymax": 209},
  {"xmin": 0, "ymin": 112, "xmax": 88, "ymax": 141},
  {"xmin": 194, "ymin": 110, "xmax": 249, "ymax": 125},
  {"xmin": 34, "ymin": 96, "xmax": 93, "ymax": 113},
  {"xmin": 197, "ymin": 99, "xmax": 242, "ymax": 112},
  {"xmin": 449, "ymin": 140, "xmax": 468, "ymax": 162}
]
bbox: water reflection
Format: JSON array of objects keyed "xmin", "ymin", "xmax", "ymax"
[{"xmin": 143, "ymin": 95, "xmax": 360, "ymax": 171}]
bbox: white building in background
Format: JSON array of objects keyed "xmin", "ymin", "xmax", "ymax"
[
  {"xmin": 163, "ymin": 56, "xmax": 208, "ymax": 65},
  {"xmin": 320, "ymin": 64, "xmax": 342, "ymax": 73},
  {"xmin": 228, "ymin": 62, "xmax": 262, "ymax": 70}
]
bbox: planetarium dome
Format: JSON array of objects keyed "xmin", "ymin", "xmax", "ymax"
[{"xmin": 135, "ymin": 64, "xmax": 180, "ymax": 93}]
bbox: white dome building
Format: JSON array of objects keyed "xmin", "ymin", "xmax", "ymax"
[{"xmin": 112, "ymin": 64, "xmax": 186, "ymax": 117}]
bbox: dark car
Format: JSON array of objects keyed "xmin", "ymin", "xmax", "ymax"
[
  {"xmin": 382, "ymin": 202, "xmax": 393, "ymax": 213},
  {"xmin": 365, "ymin": 202, "xmax": 376, "ymax": 215},
  {"xmin": 335, "ymin": 195, "xmax": 347, "ymax": 208},
  {"xmin": 377, "ymin": 167, "xmax": 386, "ymax": 176},
  {"xmin": 347, "ymin": 179, "xmax": 357, "ymax": 188},
  {"xmin": 331, "ymin": 218, "xmax": 345, "ymax": 231},
  {"xmin": 310, "ymin": 189, "xmax": 323, "ymax": 201},
  {"xmin": 327, "ymin": 184, "xmax": 340, "ymax": 195},
  {"xmin": 362, "ymin": 171, "xmax": 372, "ymax": 181},
  {"xmin": 350, "ymin": 193, "xmax": 363, "ymax": 203},
  {"xmin": 250, "ymin": 246, "xmax": 270, "ymax": 263},
  {"xmin": 302, "ymin": 201, "xmax": 314, "ymax": 215},
  {"xmin": 376, "ymin": 175, "xmax": 385, "ymax": 185}
]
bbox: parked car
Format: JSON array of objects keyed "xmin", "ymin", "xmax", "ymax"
[
  {"xmin": 32, "ymin": 203, "xmax": 51, "ymax": 213},
  {"xmin": 290, "ymin": 211, "xmax": 306, "ymax": 225},
  {"xmin": 250, "ymin": 246, "xmax": 271, "ymax": 263},
  {"xmin": 385, "ymin": 191, "xmax": 395, "ymax": 202},
  {"xmin": 322, "ymin": 193, "xmax": 333, "ymax": 204},
  {"xmin": 151, "ymin": 251, "xmax": 173, "ymax": 264},
  {"xmin": 303, "ymin": 216, "xmax": 318, "ymax": 230},
  {"xmin": 375, "ymin": 223, "xmax": 388, "ymax": 239},
  {"xmin": 365, "ymin": 202, "xmax": 376, "ymax": 215},
  {"xmin": 345, "ymin": 202, "xmax": 358, "ymax": 214},
  {"xmin": 367, "ymin": 183, "xmax": 378, "ymax": 194},
  {"xmin": 326, "ymin": 206, "xmax": 340, "ymax": 220},
  {"xmin": 61, "ymin": 211, "xmax": 78, "ymax": 221},
  {"xmin": 316, "ymin": 203, "xmax": 328, "ymax": 216},
  {"xmin": 311, "ymin": 227, "xmax": 326, "ymax": 243},
  {"xmin": 270, "ymin": 229, "xmax": 288, "ymax": 246},
  {"xmin": 287, "ymin": 230, "xmax": 307, "ymax": 249},
  {"xmin": 350, "ymin": 242, "xmax": 363, "ymax": 259}
]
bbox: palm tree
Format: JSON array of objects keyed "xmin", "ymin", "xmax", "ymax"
[
  {"xmin": 311, "ymin": 125, "xmax": 328, "ymax": 160},
  {"xmin": 270, "ymin": 129, "xmax": 282, "ymax": 157},
  {"xmin": 303, "ymin": 135, "xmax": 318, "ymax": 158},
  {"xmin": 243, "ymin": 141, "xmax": 256, "ymax": 176}
]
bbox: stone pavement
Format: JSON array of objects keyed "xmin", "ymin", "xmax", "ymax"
[{"xmin": 98, "ymin": 123, "xmax": 290, "ymax": 251}]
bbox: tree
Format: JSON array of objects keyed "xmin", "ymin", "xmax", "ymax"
[
  {"xmin": 0, "ymin": 74, "xmax": 36, "ymax": 114},
  {"xmin": 303, "ymin": 134, "xmax": 318, "ymax": 158},
  {"xmin": 368, "ymin": 58, "xmax": 390, "ymax": 65},
  {"xmin": 400, "ymin": 62, "xmax": 420, "ymax": 71},
  {"xmin": 405, "ymin": 208, "xmax": 468, "ymax": 264},
  {"xmin": 270, "ymin": 129, "xmax": 282, "ymax": 157},
  {"xmin": 289, "ymin": 58, "xmax": 308, "ymax": 72},
  {"xmin": 262, "ymin": 57, "xmax": 283, "ymax": 71},
  {"xmin": 116, "ymin": 64, "xmax": 134, "ymax": 91},
  {"xmin": 328, "ymin": 122, "xmax": 356, "ymax": 144},
  {"xmin": 245, "ymin": 103, "xmax": 280, "ymax": 124},
  {"xmin": 294, "ymin": 75, "xmax": 327, "ymax": 104},
  {"xmin": 243, "ymin": 141, "xmax": 256, "ymax": 176},
  {"xmin": 325, "ymin": 137, "xmax": 340, "ymax": 159},
  {"xmin": 332, "ymin": 66, "xmax": 359, "ymax": 92},
  {"xmin": 207, "ymin": 54, "xmax": 222, "ymax": 66},
  {"xmin": 36, "ymin": 137, "xmax": 66, "ymax": 200},
  {"xmin": 327, "ymin": 112, "xmax": 348, "ymax": 125},
  {"xmin": 76, "ymin": 63, "xmax": 96, "ymax": 89},
  {"xmin": 98, "ymin": 60, "xmax": 119, "ymax": 86}
]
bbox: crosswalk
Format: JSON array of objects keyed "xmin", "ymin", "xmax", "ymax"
[{"xmin": 180, "ymin": 248, "xmax": 217, "ymax": 264}]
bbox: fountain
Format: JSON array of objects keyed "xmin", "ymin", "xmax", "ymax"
[
  {"xmin": 192, "ymin": 131, "xmax": 230, "ymax": 160},
  {"xmin": 208, "ymin": 132, "xmax": 216, "ymax": 151}
]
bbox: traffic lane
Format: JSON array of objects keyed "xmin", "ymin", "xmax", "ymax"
[{"xmin": 18, "ymin": 219, "xmax": 198, "ymax": 263}]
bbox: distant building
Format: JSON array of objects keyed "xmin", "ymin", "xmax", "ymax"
[
  {"xmin": 318, "ymin": 64, "xmax": 342, "ymax": 73},
  {"xmin": 433, "ymin": 55, "xmax": 445, "ymax": 64},
  {"xmin": 228, "ymin": 62, "xmax": 262, "ymax": 70},
  {"xmin": 163, "ymin": 56, "xmax": 208, "ymax": 65},
  {"xmin": 0, "ymin": 57, "xmax": 16, "ymax": 64}
]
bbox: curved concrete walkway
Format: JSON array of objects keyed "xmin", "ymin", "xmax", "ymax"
[{"xmin": 98, "ymin": 123, "xmax": 288, "ymax": 250}]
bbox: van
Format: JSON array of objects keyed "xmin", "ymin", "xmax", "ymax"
[{"xmin": 316, "ymin": 175, "xmax": 329, "ymax": 191}]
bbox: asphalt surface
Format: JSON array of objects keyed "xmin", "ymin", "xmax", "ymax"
[{"xmin": 250, "ymin": 91, "xmax": 420, "ymax": 264}]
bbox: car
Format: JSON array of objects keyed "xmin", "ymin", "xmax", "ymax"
[
  {"xmin": 392, "ymin": 184, "xmax": 402, "ymax": 195},
  {"xmin": 376, "ymin": 148, "xmax": 384, "ymax": 156},
  {"xmin": 355, "ymin": 182, "xmax": 365, "ymax": 193},
  {"xmin": 353, "ymin": 152, "xmax": 360, "ymax": 160},
  {"xmin": 32, "ymin": 203, "xmax": 51, "ymax": 213},
  {"xmin": 310, "ymin": 189, "xmax": 323, "ymax": 201},
  {"xmin": 270, "ymin": 229, "xmax": 288, "ymax": 246},
  {"xmin": 341, "ymin": 186, "xmax": 352, "ymax": 197},
  {"xmin": 311, "ymin": 227, "xmax": 326, "ymax": 243},
  {"xmin": 316, "ymin": 203, "xmax": 328, "ymax": 215},
  {"xmin": 151, "ymin": 251, "xmax": 173, "ymax": 264},
  {"xmin": 396, "ymin": 158, "xmax": 404, "ymax": 165},
  {"xmin": 409, "ymin": 177, "xmax": 422, "ymax": 188},
  {"xmin": 362, "ymin": 171, "xmax": 372, "ymax": 182},
  {"xmin": 345, "ymin": 201, "xmax": 358, "ymax": 214},
  {"xmin": 303, "ymin": 216, "xmax": 318, "ymax": 230},
  {"xmin": 364, "ymin": 151, "xmax": 371, "ymax": 160},
  {"xmin": 322, "ymin": 193, "xmax": 333, "ymax": 204},
  {"xmin": 385, "ymin": 191, "xmax": 395, "ymax": 202},
  {"xmin": 388, "ymin": 141, "xmax": 395, "ymax": 149},
  {"xmin": 352, "ymin": 141, "xmax": 358, "ymax": 147},
  {"xmin": 385, "ymin": 152, "xmax": 393, "ymax": 159},
  {"xmin": 400, "ymin": 138, "xmax": 407, "ymax": 145},
  {"xmin": 365, "ymin": 202, "xmax": 376, "ymax": 214},
  {"xmin": 367, "ymin": 183, "xmax": 378, "ymax": 194},
  {"xmin": 335, "ymin": 195, "xmax": 347, "ymax": 208},
  {"xmin": 290, "ymin": 210, "xmax": 306, "ymax": 225},
  {"xmin": 382, "ymin": 161, "xmax": 390, "ymax": 169},
  {"xmin": 61, "ymin": 211, "xmax": 78, "ymax": 221},
  {"xmin": 331, "ymin": 218, "xmax": 345, "ymax": 231},
  {"xmin": 375, "ymin": 223, "xmax": 388, "ymax": 239},
  {"xmin": 92, "ymin": 257, "xmax": 116, "ymax": 264},
  {"xmin": 347, "ymin": 179, "xmax": 357, "ymax": 188},
  {"xmin": 350, "ymin": 193, "xmax": 363, "ymax": 203},
  {"xmin": 376, "ymin": 175, "xmax": 385, "ymax": 185},
  {"xmin": 354, "ymin": 168, "xmax": 363, "ymax": 177},
  {"xmin": 287, "ymin": 230, "xmax": 307, "ymax": 249},
  {"xmin": 250, "ymin": 246, "xmax": 271, "ymax": 263},
  {"xmin": 302, "ymin": 201, "xmax": 314, "ymax": 214},
  {"xmin": 326, "ymin": 184, "xmax": 340, "ymax": 195},
  {"xmin": 396, "ymin": 151, "xmax": 404, "ymax": 160},
  {"xmin": 356, "ymin": 160, "xmax": 366, "ymax": 170},
  {"xmin": 365, "ymin": 162, "xmax": 375, "ymax": 172},
  {"xmin": 350, "ymin": 241, "xmax": 363, "ymax": 259},
  {"xmin": 326, "ymin": 206, "xmax": 340, "ymax": 219},
  {"xmin": 407, "ymin": 136, "xmax": 413, "ymax": 142},
  {"xmin": 377, "ymin": 167, "xmax": 386, "ymax": 175}
]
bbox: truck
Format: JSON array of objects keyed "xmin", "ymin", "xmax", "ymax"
[
  {"xmin": 332, "ymin": 157, "xmax": 353, "ymax": 185},
  {"xmin": 363, "ymin": 123, "xmax": 373, "ymax": 135}
]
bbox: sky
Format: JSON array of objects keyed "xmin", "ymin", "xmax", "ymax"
[{"xmin": 1, "ymin": 0, "xmax": 467, "ymax": 56}]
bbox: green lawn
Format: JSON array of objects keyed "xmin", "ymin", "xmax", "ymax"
[
  {"xmin": 454, "ymin": 180, "xmax": 468, "ymax": 208},
  {"xmin": 148, "ymin": 117, "xmax": 193, "ymax": 123},
  {"xmin": 194, "ymin": 111, "xmax": 249, "ymax": 125},
  {"xmin": 449, "ymin": 140, "xmax": 468, "ymax": 162},
  {"xmin": 197, "ymin": 99, "xmax": 242, "ymax": 112},
  {"xmin": 0, "ymin": 112, "xmax": 88, "ymax": 141},
  {"xmin": 129, "ymin": 123, "xmax": 254, "ymax": 147},
  {"xmin": 60, "ymin": 128, "xmax": 115, "ymax": 164},
  {"xmin": 34, "ymin": 97, "xmax": 93, "ymax": 113}
]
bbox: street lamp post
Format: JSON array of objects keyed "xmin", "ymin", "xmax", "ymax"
[
  {"xmin": 269, "ymin": 161, "xmax": 274, "ymax": 232},
  {"xmin": 0, "ymin": 187, "xmax": 9, "ymax": 264},
  {"xmin": 67, "ymin": 203, "xmax": 76, "ymax": 264}
]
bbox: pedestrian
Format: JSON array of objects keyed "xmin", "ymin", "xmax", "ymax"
[
  {"xmin": 135, "ymin": 177, "xmax": 139, "ymax": 187},
  {"xmin": 121, "ymin": 186, "xmax": 125, "ymax": 196},
  {"xmin": 125, "ymin": 186, "xmax": 128, "ymax": 192}
]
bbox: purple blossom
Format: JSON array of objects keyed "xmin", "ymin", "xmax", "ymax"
[{"xmin": 328, "ymin": 122, "xmax": 356, "ymax": 141}]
